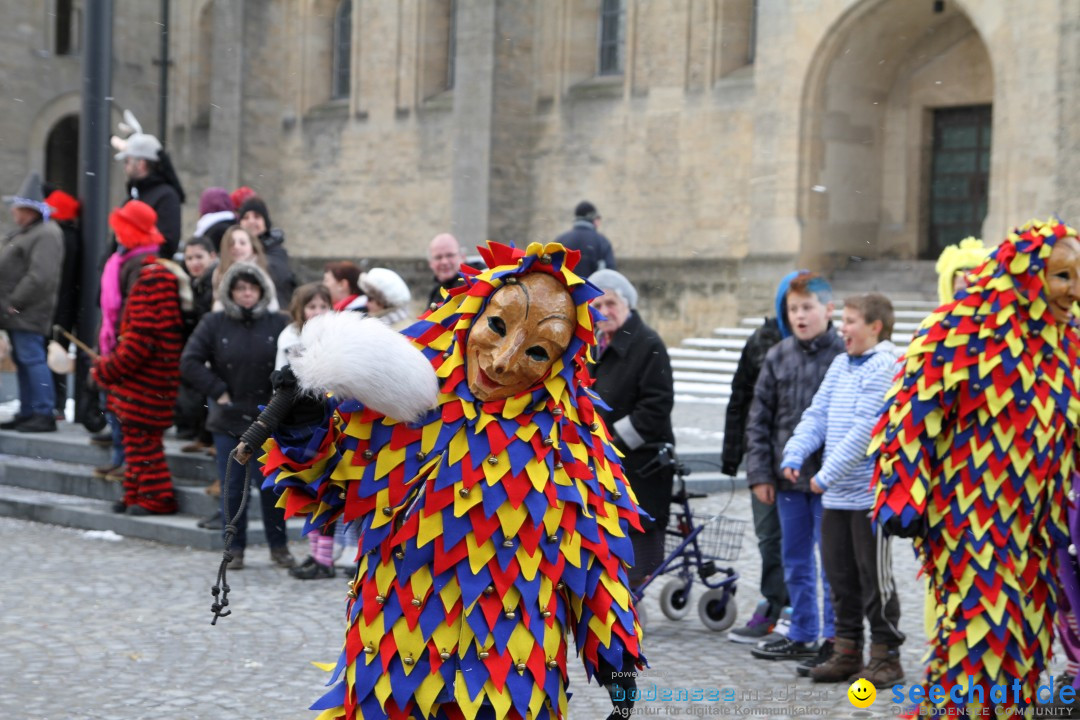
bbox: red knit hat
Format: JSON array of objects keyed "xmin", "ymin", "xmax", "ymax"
[
  {"xmin": 44, "ymin": 190, "xmax": 80, "ymax": 222},
  {"xmin": 231, "ymin": 186, "xmax": 256, "ymax": 210},
  {"xmin": 109, "ymin": 200, "xmax": 164, "ymax": 249}
]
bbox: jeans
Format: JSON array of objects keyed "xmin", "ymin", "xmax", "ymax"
[
  {"xmin": 776, "ymin": 490, "xmax": 834, "ymax": 643},
  {"xmin": 104, "ymin": 404, "xmax": 125, "ymax": 466},
  {"xmin": 751, "ymin": 492, "xmax": 789, "ymax": 614},
  {"xmin": 213, "ymin": 432, "xmax": 288, "ymax": 551},
  {"xmin": 9, "ymin": 330, "xmax": 54, "ymax": 417}
]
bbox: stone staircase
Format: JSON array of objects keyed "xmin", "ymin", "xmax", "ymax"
[
  {"xmin": 0, "ymin": 424, "xmax": 306, "ymax": 549},
  {"xmin": 671, "ymin": 299, "xmax": 941, "ymax": 406}
]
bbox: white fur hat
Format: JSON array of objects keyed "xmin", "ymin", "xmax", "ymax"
[{"xmin": 360, "ymin": 268, "xmax": 411, "ymax": 309}]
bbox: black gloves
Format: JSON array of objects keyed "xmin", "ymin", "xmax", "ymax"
[
  {"xmin": 881, "ymin": 512, "xmax": 926, "ymax": 539},
  {"xmin": 269, "ymin": 366, "xmax": 327, "ymax": 428}
]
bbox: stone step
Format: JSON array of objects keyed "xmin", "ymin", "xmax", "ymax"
[
  {"xmin": 0, "ymin": 484, "xmax": 305, "ymax": 550},
  {"xmin": 673, "ymin": 371, "xmax": 734, "ymax": 385},
  {"xmin": 674, "ymin": 381, "xmax": 731, "ymax": 397},
  {"xmin": 0, "ymin": 453, "xmax": 253, "ymax": 520},
  {"xmin": 0, "ymin": 427, "xmax": 219, "ymax": 482},
  {"xmin": 682, "ymin": 338, "xmax": 751, "ymax": 351},
  {"xmin": 670, "ymin": 359, "xmax": 739, "ymax": 373},
  {"xmin": 710, "ymin": 327, "xmax": 755, "ymax": 339},
  {"xmin": 669, "ymin": 347, "xmax": 742, "ymax": 362}
]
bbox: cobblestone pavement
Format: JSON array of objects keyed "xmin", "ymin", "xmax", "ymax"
[{"xmin": 0, "ymin": 489, "xmax": 1065, "ymax": 720}]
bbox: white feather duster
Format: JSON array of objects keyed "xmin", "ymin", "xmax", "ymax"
[{"xmin": 290, "ymin": 312, "xmax": 439, "ymax": 423}]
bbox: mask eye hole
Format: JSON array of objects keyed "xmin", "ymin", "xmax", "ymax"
[
  {"xmin": 487, "ymin": 316, "xmax": 506, "ymax": 337},
  {"xmin": 525, "ymin": 345, "xmax": 549, "ymax": 362}
]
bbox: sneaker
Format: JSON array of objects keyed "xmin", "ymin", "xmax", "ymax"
[
  {"xmin": 773, "ymin": 606, "xmax": 794, "ymax": 637},
  {"xmin": 105, "ymin": 465, "xmax": 127, "ymax": 482},
  {"xmin": 111, "ymin": 500, "xmax": 128, "ymax": 514},
  {"xmin": 729, "ymin": 600, "xmax": 776, "ymax": 644},
  {"xmin": 290, "ymin": 560, "xmax": 336, "ymax": 580},
  {"xmin": 798, "ymin": 639, "xmax": 836, "ymax": 677},
  {"xmin": 270, "ymin": 546, "xmax": 296, "ymax": 568},
  {"xmin": 751, "ymin": 637, "xmax": 820, "ymax": 661},
  {"xmin": 16, "ymin": 414, "xmax": 57, "ymax": 433}
]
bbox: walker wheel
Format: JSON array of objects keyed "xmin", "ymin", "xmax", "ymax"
[
  {"xmin": 697, "ymin": 589, "xmax": 737, "ymax": 632},
  {"xmin": 658, "ymin": 579, "xmax": 692, "ymax": 621}
]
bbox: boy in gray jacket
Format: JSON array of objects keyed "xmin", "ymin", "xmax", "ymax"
[{"xmin": 746, "ymin": 272, "xmax": 844, "ymax": 664}]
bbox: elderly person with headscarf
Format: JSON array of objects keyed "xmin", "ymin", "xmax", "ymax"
[
  {"xmin": 588, "ymin": 269, "xmax": 676, "ymax": 589},
  {"xmin": 359, "ymin": 267, "xmax": 413, "ymax": 330}
]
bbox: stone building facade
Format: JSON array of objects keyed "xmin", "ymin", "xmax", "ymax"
[{"xmin": 3, "ymin": 0, "xmax": 1079, "ymax": 341}]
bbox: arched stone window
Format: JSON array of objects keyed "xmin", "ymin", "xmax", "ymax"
[
  {"xmin": 331, "ymin": 0, "xmax": 352, "ymax": 100},
  {"xmin": 45, "ymin": 114, "xmax": 80, "ymax": 195},
  {"xmin": 597, "ymin": 0, "xmax": 624, "ymax": 75}
]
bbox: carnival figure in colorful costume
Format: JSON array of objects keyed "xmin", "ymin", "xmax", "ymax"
[
  {"xmin": 871, "ymin": 219, "xmax": 1080, "ymax": 711},
  {"xmin": 262, "ymin": 241, "xmax": 645, "ymax": 720}
]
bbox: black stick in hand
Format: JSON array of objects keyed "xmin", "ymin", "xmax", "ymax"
[{"xmin": 233, "ymin": 383, "xmax": 298, "ymax": 465}]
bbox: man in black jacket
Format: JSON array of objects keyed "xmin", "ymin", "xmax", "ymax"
[
  {"xmin": 555, "ymin": 201, "xmax": 617, "ymax": 279},
  {"xmin": 426, "ymin": 233, "xmax": 465, "ymax": 307},
  {"xmin": 723, "ymin": 271, "xmax": 804, "ymax": 645},
  {"xmin": 115, "ymin": 128, "xmax": 185, "ymax": 259}
]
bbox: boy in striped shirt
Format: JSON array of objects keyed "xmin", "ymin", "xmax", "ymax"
[{"xmin": 781, "ymin": 293, "xmax": 906, "ymax": 685}]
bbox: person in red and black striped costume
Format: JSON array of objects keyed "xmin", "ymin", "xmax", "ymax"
[{"xmin": 92, "ymin": 200, "xmax": 190, "ymax": 515}]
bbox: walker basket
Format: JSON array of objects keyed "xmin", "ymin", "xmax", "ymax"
[{"xmin": 665, "ymin": 514, "xmax": 749, "ymax": 563}]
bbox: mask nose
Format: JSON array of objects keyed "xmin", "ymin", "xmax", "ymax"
[{"xmin": 491, "ymin": 334, "xmax": 523, "ymax": 376}]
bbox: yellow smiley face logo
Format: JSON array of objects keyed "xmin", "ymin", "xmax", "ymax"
[{"xmin": 848, "ymin": 678, "xmax": 877, "ymax": 708}]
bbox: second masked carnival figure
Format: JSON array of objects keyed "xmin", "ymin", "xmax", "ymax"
[{"xmin": 871, "ymin": 219, "xmax": 1080, "ymax": 713}]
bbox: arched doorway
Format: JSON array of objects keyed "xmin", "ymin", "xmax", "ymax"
[
  {"xmin": 45, "ymin": 114, "xmax": 80, "ymax": 196},
  {"xmin": 799, "ymin": 0, "xmax": 993, "ymax": 265}
]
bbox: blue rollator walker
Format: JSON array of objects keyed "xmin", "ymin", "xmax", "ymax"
[{"xmin": 630, "ymin": 445, "xmax": 747, "ymax": 631}]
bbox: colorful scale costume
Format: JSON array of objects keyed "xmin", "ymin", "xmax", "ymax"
[
  {"xmin": 871, "ymin": 219, "xmax": 1080, "ymax": 709},
  {"xmin": 262, "ymin": 242, "xmax": 645, "ymax": 719}
]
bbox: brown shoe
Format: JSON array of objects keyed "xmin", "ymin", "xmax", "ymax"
[
  {"xmin": 810, "ymin": 637, "xmax": 863, "ymax": 683},
  {"xmin": 204, "ymin": 478, "xmax": 221, "ymax": 498},
  {"xmin": 93, "ymin": 462, "xmax": 122, "ymax": 479},
  {"xmin": 855, "ymin": 643, "xmax": 904, "ymax": 687},
  {"xmin": 227, "ymin": 549, "xmax": 244, "ymax": 571},
  {"xmin": 206, "ymin": 446, "xmax": 217, "ymax": 458},
  {"xmin": 104, "ymin": 465, "xmax": 127, "ymax": 482},
  {"xmin": 181, "ymin": 440, "xmax": 208, "ymax": 453},
  {"xmin": 269, "ymin": 545, "xmax": 296, "ymax": 568}
]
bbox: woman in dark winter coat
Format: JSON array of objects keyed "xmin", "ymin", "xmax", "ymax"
[
  {"xmin": 92, "ymin": 201, "xmax": 189, "ymax": 515},
  {"xmin": 588, "ymin": 269, "xmax": 676, "ymax": 588},
  {"xmin": 181, "ymin": 261, "xmax": 294, "ymax": 570}
]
